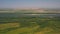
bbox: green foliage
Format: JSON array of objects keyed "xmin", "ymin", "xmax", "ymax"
[{"xmin": 0, "ymin": 15, "xmax": 60, "ymax": 34}]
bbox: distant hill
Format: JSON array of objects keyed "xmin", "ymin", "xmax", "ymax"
[{"xmin": 0, "ymin": 9, "xmax": 60, "ymax": 13}]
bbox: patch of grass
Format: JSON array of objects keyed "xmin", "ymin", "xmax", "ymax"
[
  {"xmin": 6, "ymin": 26, "xmax": 39, "ymax": 34},
  {"xmin": 0, "ymin": 23, "xmax": 20, "ymax": 30}
]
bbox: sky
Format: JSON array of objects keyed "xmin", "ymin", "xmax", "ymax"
[{"xmin": 0, "ymin": 0, "xmax": 60, "ymax": 9}]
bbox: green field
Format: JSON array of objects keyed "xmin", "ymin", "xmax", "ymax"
[{"xmin": 0, "ymin": 14, "xmax": 60, "ymax": 34}]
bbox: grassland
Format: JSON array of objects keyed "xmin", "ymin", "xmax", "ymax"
[{"xmin": 0, "ymin": 13, "xmax": 60, "ymax": 34}]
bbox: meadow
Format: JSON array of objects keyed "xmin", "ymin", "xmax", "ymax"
[{"xmin": 0, "ymin": 13, "xmax": 60, "ymax": 34}]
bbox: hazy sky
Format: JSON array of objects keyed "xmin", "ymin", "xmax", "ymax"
[{"xmin": 0, "ymin": 0, "xmax": 60, "ymax": 9}]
